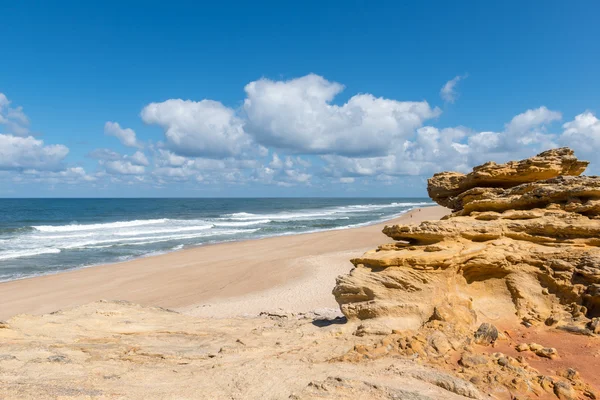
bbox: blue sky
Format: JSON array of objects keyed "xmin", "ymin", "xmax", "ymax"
[{"xmin": 1, "ymin": 0, "xmax": 599, "ymax": 197}]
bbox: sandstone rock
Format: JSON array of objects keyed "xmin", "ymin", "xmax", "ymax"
[
  {"xmin": 427, "ymin": 331, "xmax": 452, "ymax": 355},
  {"xmin": 553, "ymin": 380, "xmax": 577, "ymax": 400},
  {"xmin": 333, "ymin": 148, "xmax": 599, "ymax": 336},
  {"xmin": 331, "ymin": 147, "xmax": 599, "ymax": 400},
  {"xmin": 563, "ymin": 368, "xmax": 580, "ymax": 381},
  {"xmin": 459, "ymin": 353, "xmax": 488, "ymax": 368},
  {"xmin": 427, "ymin": 148, "xmax": 588, "ymax": 209},
  {"xmin": 535, "ymin": 347, "xmax": 558, "ymax": 359},
  {"xmin": 515, "ymin": 343, "xmax": 530, "ymax": 352},
  {"xmin": 292, "ymin": 376, "xmax": 444, "ymax": 400},
  {"xmin": 528, "ymin": 343, "xmax": 543, "ymax": 352},
  {"xmin": 354, "ymin": 322, "xmax": 392, "ymax": 337},
  {"xmin": 400, "ymin": 369, "xmax": 483, "ymax": 399}
]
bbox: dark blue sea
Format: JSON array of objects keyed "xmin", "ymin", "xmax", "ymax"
[{"xmin": 0, "ymin": 198, "xmax": 432, "ymax": 281}]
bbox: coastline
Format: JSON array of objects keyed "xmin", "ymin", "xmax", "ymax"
[{"xmin": 0, "ymin": 205, "xmax": 448, "ymax": 320}]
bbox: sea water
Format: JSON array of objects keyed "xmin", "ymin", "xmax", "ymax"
[{"xmin": 0, "ymin": 198, "xmax": 433, "ymax": 281}]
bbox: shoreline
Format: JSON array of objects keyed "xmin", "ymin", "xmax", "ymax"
[
  {"xmin": 0, "ymin": 205, "xmax": 431, "ymax": 285},
  {"xmin": 0, "ymin": 206, "xmax": 448, "ymax": 320}
]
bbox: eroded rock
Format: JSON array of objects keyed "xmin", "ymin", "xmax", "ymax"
[
  {"xmin": 333, "ymin": 148, "xmax": 600, "ymax": 334},
  {"xmin": 427, "ymin": 148, "xmax": 589, "ymax": 209},
  {"xmin": 332, "ymin": 148, "xmax": 599, "ymax": 399}
]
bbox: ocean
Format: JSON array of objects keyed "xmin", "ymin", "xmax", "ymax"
[{"xmin": 0, "ymin": 198, "xmax": 432, "ymax": 282}]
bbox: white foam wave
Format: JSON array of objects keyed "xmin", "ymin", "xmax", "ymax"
[
  {"xmin": 212, "ymin": 219, "xmax": 271, "ymax": 227},
  {"xmin": 33, "ymin": 218, "xmax": 169, "ymax": 233},
  {"xmin": 62, "ymin": 228, "xmax": 258, "ymax": 249},
  {"xmin": 113, "ymin": 224, "xmax": 214, "ymax": 236},
  {"xmin": 0, "ymin": 248, "xmax": 61, "ymax": 261},
  {"xmin": 222, "ymin": 202, "xmax": 433, "ymax": 221},
  {"xmin": 30, "ymin": 233, "xmax": 94, "ymax": 240}
]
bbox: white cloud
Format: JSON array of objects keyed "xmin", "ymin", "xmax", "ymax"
[
  {"xmin": 284, "ymin": 169, "xmax": 311, "ymax": 183},
  {"xmin": 0, "ymin": 93, "xmax": 9, "ymax": 108},
  {"xmin": 244, "ymin": 74, "xmax": 441, "ymax": 156},
  {"xmin": 0, "ymin": 134, "xmax": 69, "ymax": 170},
  {"xmin": 560, "ymin": 111, "xmax": 600, "ymax": 158},
  {"xmin": 269, "ymin": 153, "xmax": 283, "ymax": 169},
  {"xmin": 104, "ymin": 160, "xmax": 145, "ymax": 175},
  {"xmin": 130, "ymin": 151, "xmax": 149, "ymax": 166},
  {"xmin": 0, "ymin": 93, "xmax": 31, "ymax": 136},
  {"xmin": 104, "ymin": 121, "xmax": 141, "ymax": 148},
  {"xmin": 90, "ymin": 148, "xmax": 150, "ymax": 175},
  {"xmin": 20, "ymin": 167, "xmax": 97, "ymax": 184},
  {"xmin": 440, "ymin": 75, "xmax": 467, "ymax": 103},
  {"xmin": 155, "ymin": 149, "xmax": 188, "ymax": 167},
  {"xmin": 505, "ymin": 106, "xmax": 561, "ymax": 134},
  {"xmin": 141, "ymin": 99, "xmax": 254, "ymax": 158},
  {"xmin": 321, "ymin": 105, "xmax": 571, "ymax": 179}
]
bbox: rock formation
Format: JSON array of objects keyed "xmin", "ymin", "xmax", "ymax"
[
  {"xmin": 334, "ymin": 147, "xmax": 599, "ymax": 331},
  {"xmin": 333, "ymin": 147, "xmax": 600, "ymax": 399},
  {"xmin": 427, "ymin": 147, "xmax": 589, "ymax": 210}
]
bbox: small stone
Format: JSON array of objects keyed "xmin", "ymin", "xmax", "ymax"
[
  {"xmin": 459, "ymin": 352, "xmax": 488, "ymax": 368},
  {"xmin": 535, "ymin": 347, "xmax": 558, "ymax": 359},
  {"xmin": 48, "ymin": 355, "xmax": 70, "ymax": 363},
  {"xmin": 538, "ymin": 375, "xmax": 555, "ymax": 392},
  {"xmin": 563, "ymin": 368, "xmax": 579, "ymax": 381},
  {"xmin": 354, "ymin": 323, "xmax": 392, "ymax": 337},
  {"xmin": 496, "ymin": 357, "xmax": 509, "ymax": 367},
  {"xmin": 473, "ymin": 323, "xmax": 498, "ymax": 345},
  {"xmin": 528, "ymin": 343, "xmax": 543, "ymax": 352},
  {"xmin": 515, "ymin": 343, "xmax": 530, "ymax": 352},
  {"xmin": 542, "ymin": 288, "xmax": 549, "ymax": 295},
  {"xmin": 428, "ymin": 331, "xmax": 452, "ymax": 355},
  {"xmin": 587, "ymin": 318, "xmax": 600, "ymax": 334},
  {"xmin": 0, "ymin": 354, "xmax": 16, "ymax": 361},
  {"xmin": 0, "ymin": 321, "xmax": 9, "ymax": 329},
  {"xmin": 553, "ymin": 380, "xmax": 576, "ymax": 400}
]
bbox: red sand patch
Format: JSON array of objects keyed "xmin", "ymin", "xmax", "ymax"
[{"xmin": 487, "ymin": 324, "xmax": 600, "ymax": 392}]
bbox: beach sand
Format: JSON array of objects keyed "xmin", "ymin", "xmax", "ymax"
[{"xmin": 0, "ymin": 205, "xmax": 448, "ymax": 320}]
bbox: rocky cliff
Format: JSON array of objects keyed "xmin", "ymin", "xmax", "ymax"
[
  {"xmin": 334, "ymin": 148, "xmax": 599, "ymax": 331},
  {"xmin": 333, "ymin": 148, "xmax": 599, "ymax": 399}
]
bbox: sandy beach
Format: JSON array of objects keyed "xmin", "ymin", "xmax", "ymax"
[{"xmin": 0, "ymin": 206, "xmax": 448, "ymax": 320}]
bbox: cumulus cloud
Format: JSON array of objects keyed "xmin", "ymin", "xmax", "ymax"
[
  {"xmin": 7, "ymin": 77, "xmax": 600, "ymax": 194},
  {"xmin": 505, "ymin": 106, "xmax": 562, "ymax": 134},
  {"xmin": 90, "ymin": 148, "xmax": 150, "ymax": 175},
  {"xmin": 0, "ymin": 134, "xmax": 69, "ymax": 170},
  {"xmin": 440, "ymin": 74, "xmax": 467, "ymax": 103},
  {"xmin": 244, "ymin": 74, "xmax": 441, "ymax": 156},
  {"xmin": 20, "ymin": 167, "xmax": 96, "ymax": 184},
  {"xmin": 0, "ymin": 92, "xmax": 31, "ymax": 136},
  {"xmin": 104, "ymin": 121, "xmax": 141, "ymax": 148},
  {"xmin": 560, "ymin": 111, "xmax": 600, "ymax": 158},
  {"xmin": 104, "ymin": 160, "xmax": 145, "ymax": 175},
  {"xmin": 130, "ymin": 151, "xmax": 149, "ymax": 166},
  {"xmin": 141, "ymin": 99, "xmax": 254, "ymax": 158},
  {"xmin": 321, "ymin": 106, "xmax": 569, "ymax": 180}
]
